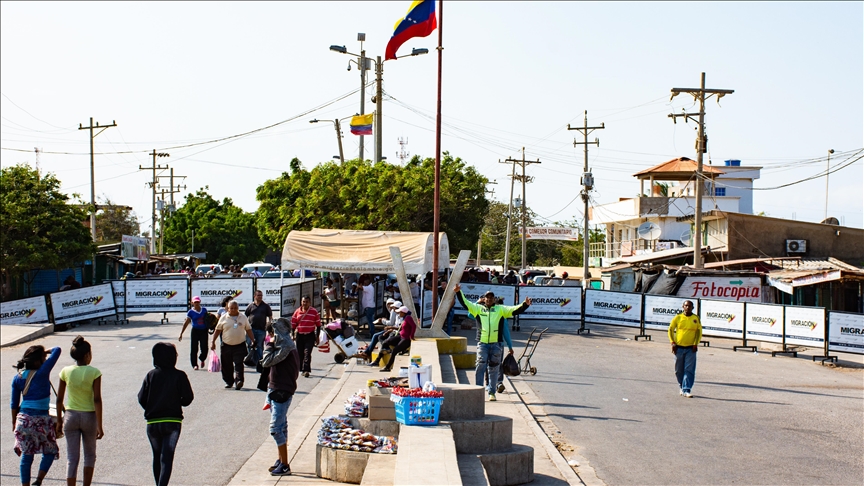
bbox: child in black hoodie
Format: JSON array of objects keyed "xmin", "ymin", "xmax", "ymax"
[{"xmin": 138, "ymin": 342, "xmax": 194, "ymax": 486}]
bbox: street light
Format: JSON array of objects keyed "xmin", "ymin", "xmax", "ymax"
[
  {"xmin": 329, "ymin": 37, "xmax": 428, "ymax": 164},
  {"xmin": 309, "ymin": 117, "xmax": 349, "ymax": 164}
]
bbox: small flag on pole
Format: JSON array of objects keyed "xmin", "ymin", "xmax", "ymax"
[
  {"xmin": 385, "ymin": 0, "xmax": 437, "ymax": 60},
  {"xmin": 350, "ymin": 114, "xmax": 374, "ymax": 136}
]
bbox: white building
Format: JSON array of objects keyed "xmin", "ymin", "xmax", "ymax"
[{"xmin": 589, "ymin": 157, "xmax": 761, "ymax": 266}]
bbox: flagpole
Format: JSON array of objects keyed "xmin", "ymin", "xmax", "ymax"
[{"xmin": 432, "ymin": 0, "xmax": 443, "ymax": 319}]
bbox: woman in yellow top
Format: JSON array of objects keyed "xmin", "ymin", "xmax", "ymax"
[
  {"xmin": 56, "ymin": 336, "xmax": 103, "ymax": 486},
  {"xmin": 667, "ymin": 301, "xmax": 702, "ymax": 398}
]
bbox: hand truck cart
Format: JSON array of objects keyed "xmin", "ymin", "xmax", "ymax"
[{"xmin": 517, "ymin": 327, "xmax": 548, "ymax": 375}]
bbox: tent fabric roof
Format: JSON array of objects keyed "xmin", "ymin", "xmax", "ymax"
[
  {"xmin": 281, "ymin": 228, "xmax": 450, "ymax": 275},
  {"xmin": 633, "ymin": 157, "xmax": 725, "ymax": 180}
]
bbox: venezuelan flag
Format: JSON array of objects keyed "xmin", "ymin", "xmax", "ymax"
[
  {"xmin": 384, "ymin": 0, "xmax": 437, "ymax": 60},
  {"xmin": 350, "ymin": 114, "xmax": 374, "ymax": 136}
]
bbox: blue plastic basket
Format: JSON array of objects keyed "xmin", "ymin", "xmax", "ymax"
[{"xmin": 393, "ymin": 396, "xmax": 444, "ymax": 425}]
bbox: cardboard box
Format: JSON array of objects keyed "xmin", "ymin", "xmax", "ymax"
[
  {"xmin": 368, "ymin": 394, "xmax": 392, "ymax": 408},
  {"xmin": 368, "ymin": 405, "xmax": 396, "ymax": 421}
]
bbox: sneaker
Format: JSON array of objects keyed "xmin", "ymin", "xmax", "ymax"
[
  {"xmin": 268, "ymin": 459, "xmax": 281, "ymax": 472},
  {"xmin": 270, "ymin": 463, "xmax": 291, "ymax": 476},
  {"xmin": 200, "ymin": 360, "xmax": 206, "ymax": 368},
  {"xmin": 368, "ymin": 361, "xmax": 380, "ymax": 367},
  {"xmin": 497, "ymin": 383, "xmax": 505, "ymax": 394},
  {"xmin": 235, "ymin": 381, "xmax": 243, "ymax": 390},
  {"xmin": 381, "ymin": 367, "xmax": 392, "ymax": 373},
  {"xmin": 488, "ymin": 394, "xmax": 497, "ymax": 401},
  {"xmin": 303, "ymin": 371, "xmax": 310, "ymax": 378},
  {"xmin": 679, "ymin": 389, "xmax": 684, "ymax": 396},
  {"xmin": 683, "ymin": 392, "xmax": 693, "ymax": 398},
  {"xmin": 194, "ymin": 365, "xmax": 199, "ymax": 371},
  {"xmin": 225, "ymin": 384, "xmax": 233, "ymax": 389}
]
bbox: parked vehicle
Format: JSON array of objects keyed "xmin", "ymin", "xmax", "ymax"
[
  {"xmin": 261, "ymin": 270, "xmax": 297, "ymax": 279},
  {"xmin": 242, "ymin": 262, "xmax": 275, "ymax": 275},
  {"xmin": 195, "ymin": 264, "xmax": 224, "ymax": 274},
  {"xmin": 519, "ymin": 269, "xmax": 548, "ymax": 284}
]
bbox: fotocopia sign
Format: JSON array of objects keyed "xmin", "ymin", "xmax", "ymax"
[{"xmin": 676, "ymin": 276, "xmax": 762, "ymax": 303}]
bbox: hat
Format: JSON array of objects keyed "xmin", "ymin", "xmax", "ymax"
[
  {"xmin": 191, "ymin": 296, "xmax": 201, "ymax": 303},
  {"xmin": 393, "ymin": 301, "xmax": 402, "ymax": 308},
  {"xmin": 483, "ymin": 290, "xmax": 495, "ymax": 297},
  {"xmin": 562, "ymin": 272, "xmax": 569, "ymax": 278},
  {"xmin": 397, "ymin": 306, "xmax": 410, "ymax": 314},
  {"xmin": 386, "ymin": 298, "xmax": 395, "ymax": 305}
]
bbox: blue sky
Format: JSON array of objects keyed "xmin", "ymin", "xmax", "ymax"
[{"xmin": 2, "ymin": 1, "xmax": 862, "ymax": 239}]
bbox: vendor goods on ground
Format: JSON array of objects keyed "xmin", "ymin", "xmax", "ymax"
[{"xmin": 317, "ymin": 415, "xmax": 397, "ymax": 454}]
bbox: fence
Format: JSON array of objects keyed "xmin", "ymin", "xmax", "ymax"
[{"xmin": 2, "ymin": 279, "xmax": 861, "ymax": 361}]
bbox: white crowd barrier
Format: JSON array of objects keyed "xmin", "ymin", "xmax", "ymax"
[{"xmin": 1, "ymin": 295, "xmax": 51, "ymax": 326}]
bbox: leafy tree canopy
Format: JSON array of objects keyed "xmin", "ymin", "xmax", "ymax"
[
  {"xmin": 255, "ymin": 153, "xmax": 490, "ymax": 254},
  {"xmin": 95, "ymin": 196, "xmax": 140, "ymax": 243},
  {"xmin": 0, "ymin": 164, "xmax": 95, "ymax": 279},
  {"xmin": 162, "ymin": 188, "xmax": 267, "ymax": 265}
]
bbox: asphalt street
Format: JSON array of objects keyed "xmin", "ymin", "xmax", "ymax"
[
  {"xmin": 509, "ymin": 319, "xmax": 864, "ymax": 485},
  {"xmin": 0, "ymin": 314, "xmax": 339, "ymax": 486}
]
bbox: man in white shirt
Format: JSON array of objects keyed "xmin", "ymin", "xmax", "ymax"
[{"xmin": 360, "ymin": 278, "xmax": 376, "ymax": 338}]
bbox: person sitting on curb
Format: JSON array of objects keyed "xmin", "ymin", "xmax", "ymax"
[
  {"xmin": 455, "ymin": 284, "xmax": 531, "ymax": 401},
  {"xmin": 380, "ymin": 306, "xmax": 416, "ymax": 373}
]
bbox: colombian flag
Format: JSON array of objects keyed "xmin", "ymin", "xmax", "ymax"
[
  {"xmin": 385, "ymin": 0, "xmax": 437, "ymax": 61},
  {"xmin": 350, "ymin": 114, "xmax": 374, "ymax": 136}
]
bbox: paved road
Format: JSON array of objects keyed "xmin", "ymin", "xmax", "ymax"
[
  {"xmin": 509, "ymin": 319, "xmax": 864, "ymax": 485},
  {"xmin": 0, "ymin": 315, "xmax": 338, "ymax": 486}
]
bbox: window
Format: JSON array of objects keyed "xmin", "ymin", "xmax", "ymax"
[{"xmin": 714, "ymin": 187, "xmax": 726, "ymax": 197}]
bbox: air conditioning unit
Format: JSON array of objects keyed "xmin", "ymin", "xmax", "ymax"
[{"xmin": 786, "ymin": 239, "xmax": 807, "ymax": 254}]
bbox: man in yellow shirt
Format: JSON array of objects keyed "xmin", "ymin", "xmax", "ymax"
[{"xmin": 668, "ymin": 300, "xmax": 702, "ymax": 398}]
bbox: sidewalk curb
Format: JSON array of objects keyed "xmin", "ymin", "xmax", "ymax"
[
  {"xmin": 0, "ymin": 324, "xmax": 54, "ymax": 348},
  {"xmin": 508, "ymin": 376, "xmax": 600, "ymax": 486}
]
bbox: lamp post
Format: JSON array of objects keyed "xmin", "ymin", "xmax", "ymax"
[
  {"xmin": 825, "ymin": 149, "xmax": 834, "ymax": 221},
  {"xmin": 329, "ymin": 39, "xmax": 428, "ymax": 163},
  {"xmin": 309, "ymin": 117, "xmax": 349, "ymax": 164}
]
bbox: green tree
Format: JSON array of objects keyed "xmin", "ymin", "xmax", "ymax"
[
  {"xmin": 94, "ymin": 196, "xmax": 140, "ymax": 242},
  {"xmin": 0, "ymin": 164, "xmax": 95, "ymax": 295},
  {"xmin": 255, "ymin": 153, "xmax": 489, "ymax": 255},
  {"xmin": 162, "ymin": 188, "xmax": 267, "ymax": 265}
]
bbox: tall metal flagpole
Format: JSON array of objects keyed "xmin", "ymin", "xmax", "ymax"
[{"xmin": 431, "ymin": 0, "xmax": 443, "ymax": 318}]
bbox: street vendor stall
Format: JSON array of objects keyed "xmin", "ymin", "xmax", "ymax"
[{"xmin": 281, "ymin": 228, "xmax": 450, "ymax": 333}]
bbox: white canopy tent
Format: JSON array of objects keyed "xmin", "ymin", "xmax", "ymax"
[{"xmin": 280, "ymin": 228, "xmax": 450, "ymax": 275}]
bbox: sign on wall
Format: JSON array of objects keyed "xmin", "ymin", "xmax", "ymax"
[
  {"xmin": 121, "ymin": 235, "xmax": 150, "ymax": 261},
  {"xmin": 744, "ymin": 303, "xmax": 784, "ymax": 344},
  {"xmin": 0, "ymin": 296, "xmax": 51, "ymax": 326},
  {"xmin": 521, "ymin": 227, "xmax": 579, "ymax": 240},
  {"xmin": 699, "ymin": 299, "xmax": 744, "ymax": 339},
  {"xmin": 644, "ymin": 296, "xmax": 699, "ymax": 330},
  {"xmin": 584, "ymin": 290, "xmax": 641, "ymax": 328},
  {"xmin": 125, "ymin": 279, "xmax": 189, "ymax": 313},
  {"xmin": 453, "ymin": 283, "xmax": 517, "ymax": 317},
  {"xmin": 420, "ymin": 290, "xmax": 434, "ymax": 328},
  {"xmin": 827, "ymin": 312, "xmax": 864, "ymax": 355},
  {"xmin": 517, "ymin": 286, "xmax": 582, "ymax": 320},
  {"xmin": 191, "ymin": 279, "xmax": 253, "ymax": 310},
  {"xmin": 49, "ymin": 284, "xmax": 116, "ymax": 325},
  {"xmin": 784, "ymin": 306, "xmax": 825, "ymax": 347},
  {"xmin": 676, "ymin": 276, "xmax": 762, "ymax": 303}
]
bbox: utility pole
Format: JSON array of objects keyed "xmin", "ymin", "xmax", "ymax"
[
  {"xmin": 156, "ymin": 168, "xmax": 186, "ymax": 255},
  {"xmin": 79, "ymin": 117, "xmax": 116, "ymax": 284},
  {"xmin": 375, "ymin": 55, "xmax": 383, "ymax": 163},
  {"xmin": 358, "ymin": 34, "xmax": 367, "ymax": 162},
  {"xmin": 139, "ymin": 150, "xmax": 169, "ymax": 254},
  {"xmin": 825, "ymin": 149, "xmax": 834, "ymax": 220},
  {"xmin": 568, "ymin": 111, "xmax": 604, "ymax": 284},
  {"xmin": 505, "ymin": 149, "xmax": 540, "ymax": 271},
  {"xmin": 669, "ymin": 72, "xmax": 734, "ymax": 269}
]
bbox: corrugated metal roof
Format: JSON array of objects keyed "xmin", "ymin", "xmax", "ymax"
[
  {"xmin": 765, "ymin": 258, "xmax": 862, "ymax": 271},
  {"xmin": 633, "ymin": 157, "xmax": 725, "ymax": 178}
]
